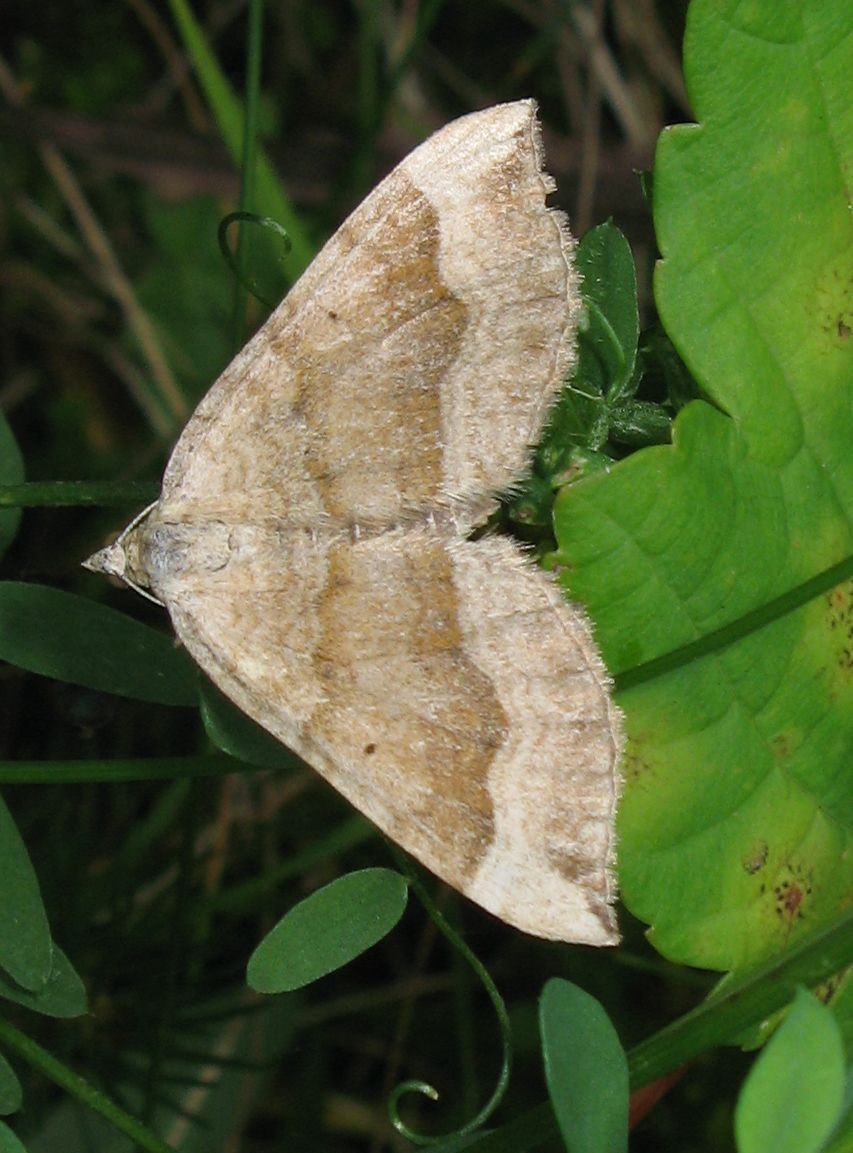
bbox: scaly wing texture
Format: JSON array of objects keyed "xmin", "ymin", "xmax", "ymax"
[
  {"xmin": 157, "ymin": 101, "xmax": 579, "ymax": 529},
  {"xmin": 102, "ymin": 101, "xmax": 622, "ymax": 944},
  {"xmin": 159, "ymin": 525, "xmax": 620, "ymax": 944}
]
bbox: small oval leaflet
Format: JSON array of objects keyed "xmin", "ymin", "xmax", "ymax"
[
  {"xmin": 247, "ymin": 868, "xmax": 409, "ymax": 993},
  {"xmin": 86, "ymin": 100, "xmax": 623, "ymax": 945}
]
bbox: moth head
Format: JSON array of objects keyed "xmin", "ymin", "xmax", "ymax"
[{"xmin": 83, "ymin": 502, "xmax": 164, "ymax": 607}]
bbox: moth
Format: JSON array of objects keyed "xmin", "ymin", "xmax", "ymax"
[{"xmin": 87, "ymin": 100, "xmax": 623, "ymax": 945}]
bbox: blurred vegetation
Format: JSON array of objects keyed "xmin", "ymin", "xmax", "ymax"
[{"xmin": 0, "ymin": 1, "xmax": 806, "ymax": 1150}]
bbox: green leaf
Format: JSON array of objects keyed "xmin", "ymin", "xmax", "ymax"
[
  {"xmin": 0, "ymin": 795, "xmax": 51, "ymax": 992},
  {"xmin": 0, "ymin": 1053, "xmax": 21, "ymax": 1117},
  {"xmin": 735, "ymin": 989, "xmax": 846, "ymax": 1153},
  {"xmin": 136, "ymin": 195, "xmax": 236, "ymax": 406},
  {"xmin": 608, "ymin": 399, "xmax": 672, "ymax": 448},
  {"xmin": 0, "ymin": 1120, "xmax": 26, "ymax": 1153},
  {"xmin": 432, "ymin": 913, "xmax": 853, "ymax": 1153},
  {"xmin": 539, "ymin": 979, "xmax": 628, "ymax": 1153},
  {"xmin": 0, "ymin": 412, "xmax": 24, "ymax": 561},
  {"xmin": 554, "ymin": 0, "xmax": 853, "ymax": 970},
  {"xmin": 0, "ymin": 945, "xmax": 87, "ymax": 1020},
  {"xmin": 0, "ymin": 583, "xmax": 197, "ymax": 706},
  {"xmin": 247, "ymin": 869, "xmax": 408, "ymax": 993},
  {"xmin": 821, "ymin": 1094, "xmax": 853, "ymax": 1153},
  {"xmin": 166, "ymin": 0, "xmax": 314, "ymax": 279},
  {"xmin": 199, "ymin": 679, "xmax": 305, "ymax": 771},
  {"xmin": 575, "ymin": 222, "xmax": 639, "ymax": 405},
  {"xmin": 534, "ymin": 223, "xmax": 641, "ymax": 475}
]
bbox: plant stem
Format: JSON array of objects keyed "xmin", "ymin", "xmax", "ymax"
[
  {"xmin": 0, "ymin": 1017, "xmax": 177, "ymax": 1153},
  {"xmin": 0, "ymin": 482, "xmax": 159, "ymax": 509},
  {"xmin": 0, "ymin": 755, "xmax": 238, "ymax": 784},
  {"xmin": 616, "ymin": 552, "xmax": 853, "ymax": 690},
  {"xmin": 429, "ymin": 906, "xmax": 853, "ymax": 1153}
]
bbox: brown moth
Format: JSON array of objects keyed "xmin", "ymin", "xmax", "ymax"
[{"xmin": 86, "ymin": 100, "xmax": 623, "ymax": 945}]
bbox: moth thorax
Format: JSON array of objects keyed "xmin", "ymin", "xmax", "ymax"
[{"xmin": 135, "ymin": 517, "xmax": 232, "ymax": 598}]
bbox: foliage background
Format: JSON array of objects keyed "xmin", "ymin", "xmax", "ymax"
[{"xmin": 1, "ymin": 2, "xmax": 849, "ymax": 1151}]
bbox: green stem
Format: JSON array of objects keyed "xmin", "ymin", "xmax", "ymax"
[
  {"xmin": 428, "ymin": 906, "xmax": 853, "ymax": 1153},
  {"xmin": 385, "ymin": 850, "xmax": 512, "ymax": 1145},
  {"xmin": 627, "ymin": 905, "xmax": 853, "ymax": 1086},
  {"xmin": 0, "ymin": 755, "xmax": 243, "ymax": 784},
  {"xmin": 166, "ymin": 0, "xmax": 313, "ymax": 279},
  {"xmin": 230, "ymin": 0, "xmax": 265, "ymax": 350},
  {"xmin": 0, "ymin": 481, "xmax": 159, "ymax": 509},
  {"xmin": 0, "ymin": 1017, "xmax": 177, "ymax": 1153},
  {"xmin": 218, "ymin": 213, "xmax": 290, "ymax": 310},
  {"xmin": 616, "ymin": 551, "xmax": 853, "ymax": 691}
]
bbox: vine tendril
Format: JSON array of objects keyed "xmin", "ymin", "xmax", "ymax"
[
  {"xmin": 385, "ymin": 844, "xmax": 513, "ymax": 1145},
  {"xmin": 217, "ymin": 211, "xmax": 292, "ymax": 309}
]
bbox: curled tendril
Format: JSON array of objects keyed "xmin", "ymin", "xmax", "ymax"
[
  {"xmin": 217, "ymin": 211, "xmax": 292, "ymax": 309},
  {"xmin": 385, "ymin": 845, "xmax": 513, "ymax": 1145}
]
